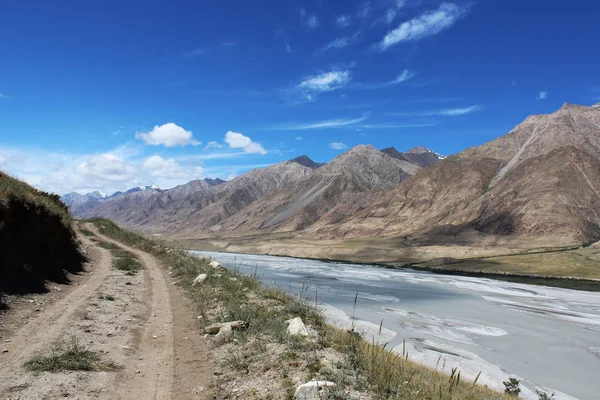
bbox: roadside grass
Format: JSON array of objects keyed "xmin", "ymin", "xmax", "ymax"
[
  {"xmin": 79, "ymin": 228, "xmax": 96, "ymax": 237},
  {"xmin": 84, "ymin": 218, "xmax": 511, "ymax": 400},
  {"xmin": 24, "ymin": 336, "xmax": 118, "ymax": 372},
  {"xmin": 85, "ymin": 232, "xmax": 142, "ymax": 275},
  {"xmin": 114, "ymin": 256, "xmax": 142, "ymax": 274}
]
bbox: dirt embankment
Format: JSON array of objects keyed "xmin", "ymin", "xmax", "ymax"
[{"xmin": 0, "ymin": 193, "xmax": 85, "ymax": 300}]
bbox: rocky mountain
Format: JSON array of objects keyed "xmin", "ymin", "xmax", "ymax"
[
  {"xmin": 310, "ymin": 103, "xmax": 600, "ymax": 246},
  {"xmin": 381, "ymin": 146, "xmax": 443, "ymax": 167},
  {"xmin": 200, "ymin": 145, "xmax": 421, "ymax": 234},
  {"xmin": 73, "ymin": 161, "xmax": 316, "ymax": 232},
  {"xmin": 61, "ymin": 190, "xmax": 106, "ymax": 208}
]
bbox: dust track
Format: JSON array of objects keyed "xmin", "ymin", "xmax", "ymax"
[
  {"xmin": 87, "ymin": 223, "xmax": 175, "ymax": 400},
  {"xmin": 0, "ymin": 234, "xmax": 112, "ymax": 376}
]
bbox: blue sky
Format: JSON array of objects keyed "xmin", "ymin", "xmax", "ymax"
[{"xmin": 1, "ymin": 0, "xmax": 599, "ymax": 195}]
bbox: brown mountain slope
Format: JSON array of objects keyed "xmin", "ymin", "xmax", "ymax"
[
  {"xmin": 208, "ymin": 145, "xmax": 422, "ymax": 234},
  {"xmin": 77, "ymin": 160, "xmax": 318, "ymax": 233},
  {"xmin": 309, "ymin": 103, "xmax": 600, "ymax": 246}
]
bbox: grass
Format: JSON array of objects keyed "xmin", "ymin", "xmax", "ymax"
[
  {"xmin": 24, "ymin": 336, "xmax": 118, "ymax": 372},
  {"xmin": 84, "ymin": 218, "xmax": 511, "ymax": 400},
  {"xmin": 114, "ymin": 256, "xmax": 142, "ymax": 274},
  {"xmin": 79, "ymin": 228, "xmax": 96, "ymax": 237},
  {"xmin": 0, "ymin": 171, "xmax": 70, "ymax": 225},
  {"xmin": 88, "ymin": 235, "xmax": 142, "ymax": 275}
]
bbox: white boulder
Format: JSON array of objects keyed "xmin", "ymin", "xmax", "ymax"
[
  {"xmin": 286, "ymin": 317, "xmax": 309, "ymax": 337},
  {"xmin": 293, "ymin": 380, "xmax": 336, "ymax": 400},
  {"xmin": 192, "ymin": 273, "xmax": 207, "ymax": 286}
]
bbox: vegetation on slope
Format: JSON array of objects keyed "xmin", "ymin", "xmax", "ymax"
[
  {"xmin": 86, "ymin": 218, "xmax": 512, "ymax": 400},
  {"xmin": 0, "ymin": 171, "xmax": 85, "ymax": 305}
]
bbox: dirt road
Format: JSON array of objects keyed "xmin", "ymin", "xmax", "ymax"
[{"xmin": 0, "ymin": 223, "xmax": 212, "ymax": 399}]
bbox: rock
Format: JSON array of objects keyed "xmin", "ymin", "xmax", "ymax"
[
  {"xmin": 215, "ymin": 323, "xmax": 233, "ymax": 344},
  {"xmin": 293, "ymin": 381, "xmax": 336, "ymax": 400},
  {"xmin": 209, "ymin": 260, "xmax": 225, "ymax": 270},
  {"xmin": 192, "ymin": 274, "xmax": 208, "ymax": 286},
  {"xmin": 204, "ymin": 321, "xmax": 247, "ymax": 334},
  {"xmin": 286, "ymin": 317, "xmax": 309, "ymax": 337}
]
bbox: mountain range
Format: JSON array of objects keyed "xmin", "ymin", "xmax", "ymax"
[{"xmin": 68, "ymin": 103, "xmax": 600, "ymax": 260}]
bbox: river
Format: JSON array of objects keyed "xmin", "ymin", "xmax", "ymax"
[{"xmin": 191, "ymin": 251, "xmax": 600, "ymax": 400}]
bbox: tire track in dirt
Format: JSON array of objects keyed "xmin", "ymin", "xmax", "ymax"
[
  {"xmin": 87, "ymin": 224, "xmax": 175, "ymax": 400},
  {"xmin": 0, "ymin": 234, "xmax": 112, "ymax": 378}
]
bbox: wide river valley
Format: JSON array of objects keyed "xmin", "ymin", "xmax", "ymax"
[{"xmin": 191, "ymin": 251, "xmax": 600, "ymax": 400}]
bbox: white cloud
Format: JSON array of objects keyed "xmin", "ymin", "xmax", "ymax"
[
  {"xmin": 0, "ymin": 155, "xmax": 6, "ymax": 167},
  {"xmin": 269, "ymin": 116, "xmax": 367, "ymax": 131},
  {"xmin": 392, "ymin": 69, "xmax": 417, "ymax": 83},
  {"xmin": 361, "ymin": 123, "xmax": 436, "ymax": 129},
  {"xmin": 295, "ymin": 136, "xmax": 303, "ymax": 140},
  {"xmin": 511, "ymin": 79, "xmax": 517, "ymax": 86},
  {"xmin": 336, "ymin": 15, "xmax": 352, "ymax": 28},
  {"xmin": 142, "ymin": 155, "xmax": 205, "ymax": 179},
  {"xmin": 305, "ymin": 14, "xmax": 319, "ymax": 29},
  {"xmin": 76, "ymin": 154, "xmax": 138, "ymax": 183},
  {"xmin": 285, "ymin": 44, "xmax": 292, "ymax": 53},
  {"xmin": 0, "ymin": 144, "xmax": 211, "ymax": 195},
  {"xmin": 354, "ymin": 69, "xmax": 416, "ymax": 89},
  {"xmin": 391, "ymin": 105, "xmax": 483, "ymax": 117},
  {"xmin": 378, "ymin": 3, "xmax": 467, "ymax": 50},
  {"xmin": 298, "ymin": 70, "xmax": 351, "ymax": 92},
  {"xmin": 204, "ymin": 141, "xmax": 224, "ymax": 150},
  {"xmin": 224, "ymin": 131, "xmax": 267, "ymax": 154},
  {"xmin": 537, "ymin": 91, "xmax": 548, "ymax": 100},
  {"xmin": 320, "ymin": 32, "xmax": 361, "ymax": 51},
  {"xmin": 135, "ymin": 123, "xmax": 200, "ymax": 147},
  {"xmin": 330, "ymin": 142, "xmax": 348, "ymax": 150},
  {"xmin": 0, "ymin": 93, "xmax": 8, "ymax": 99}
]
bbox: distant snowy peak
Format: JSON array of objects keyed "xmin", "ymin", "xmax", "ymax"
[
  {"xmin": 88, "ymin": 190, "xmax": 106, "ymax": 199},
  {"xmin": 381, "ymin": 146, "xmax": 444, "ymax": 168}
]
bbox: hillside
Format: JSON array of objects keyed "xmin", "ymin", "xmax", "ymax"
[
  {"xmin": 214, "ymin": 145, "xmax": 421, "ymax": 233},
  {"xmin": 310, "ymin": 103, "xmax": 600, "ymax": 246},
  {"xmin": 0, "ymin": 171, "xmax": 85, "ymax": 302}
]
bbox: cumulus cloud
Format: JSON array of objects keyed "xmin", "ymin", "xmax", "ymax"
[
  {"xmin": 537, "ymin": 91, "xmax": 548, "ymax": 100},
  {"xmin": 76, "ymin": 154, "xmax": 138, "ymax": 183},
  {"xmin": 330, "ymin": 142, "xmax": 348, "ymax": 150},
  {"xmin": 298, "ymin": 70, "xmax": 351, "ymax": 92},
  {"xmin": 378, "ymin": 3, "xmax": 467, "ymax": 50},
  {"xmin": 142, "ymin": 155, "xmax": 205, "ymax": 179},
  {"xmin": 0, "ymin": 145, "xmax": 209, "ymax": 195},
  {"xmin": 135, "ymin": 123, "xmax": 200, "ymax": 147},
  {"xmin": 336, "ymin": 15, "xmax": 352, "ymax": 28},
  {"xmin": 224, "ymin": 131, "xmax": 267, "ymax": 154}
]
